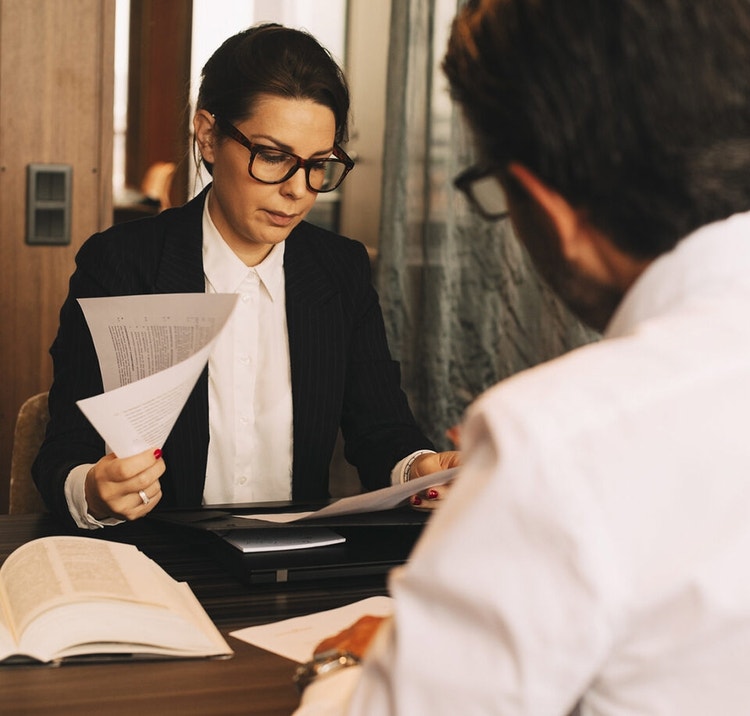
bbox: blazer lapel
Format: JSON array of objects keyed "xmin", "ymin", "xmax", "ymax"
[
  {"xmin": 284, "ymin": 224, "xmax": 346, "ymax": 499},
  {"xmin": 155, "ymin": 187, "xmax": 210, "ymax": 507},
  {"xmin": 155, "ymin": 187, "xmax": 208, "ymax": 294}
]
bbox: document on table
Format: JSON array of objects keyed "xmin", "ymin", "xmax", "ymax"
[
  {"xmin": 76, "ymin": 293, "xmax": 238, "ymax": 458},
  {"xmin": 229, "ymin": 596, "xmax": 394, "ymax": 663},
  {"xmin": 236, "ymin": 468, "xmax": 459, "ymax": 524}
]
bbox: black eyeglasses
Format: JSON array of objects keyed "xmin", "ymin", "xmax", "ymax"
[
  {"xmin": 213, "ymin": 115, "xmax": 354, "ymax": 193},
  {"xmin": 453, "ymin": 165, "xmax": 509, "ymax": 221}
]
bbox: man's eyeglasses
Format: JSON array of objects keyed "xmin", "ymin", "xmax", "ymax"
[
  {"xmin": 453, "ymin": 165, "xmax": 509, "ymax": 221},
  {"xmin": 213, "ymin": 115, "xmax": 354, "ymax": 193}
]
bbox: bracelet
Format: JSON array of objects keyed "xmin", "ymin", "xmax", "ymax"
[
  {"xmin": 293, "ymin": 649, "xmax": 361, "ymax": 693},
  {"xmin": 403, "ymin": 450, "xmax": 435, "ymax": 483}
]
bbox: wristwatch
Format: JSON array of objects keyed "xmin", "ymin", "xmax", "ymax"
[{"xmin": 293, "ymin": 649, "xmax": 361, "ymax": 693}]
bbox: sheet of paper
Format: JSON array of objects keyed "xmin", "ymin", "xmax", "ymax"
[
  {"xmin": 229, "ymin": 596, "xmax": 394, "ymax": 663},
  {"xmin": 75, "ymin": 293, "xmax": 238, "ymax": 458},
  {"xmin": 236, "ymin": 467, "xmax": 458, "ymax": 524}
]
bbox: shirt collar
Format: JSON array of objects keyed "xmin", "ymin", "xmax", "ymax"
[
  {"xmin": 202, "ymin": 191, "xmax": 285, "ymax": 301},
  {"xmin": 606, "ymin": 210, "xmax": 750, "ymax": 338}
]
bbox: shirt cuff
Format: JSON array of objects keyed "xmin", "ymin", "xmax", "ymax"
[
  {"xmin": 390, "ymin": 449, "xmax": 437, "ymax": 485},
  {"xmin": 64, "ymin": 463, "xmax": 124, "ymax": 529},
  {"xmin": 293, "ymin": 664, "xmax": 363, "ymax": 716}
]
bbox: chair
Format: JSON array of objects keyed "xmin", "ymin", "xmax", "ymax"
[
  {"xmin": 140, "ymin": 161, "xmax": 176, "ymax": 210},
  {"xmin": 113, "ymin": 161, "xmax": 177, "ymax": 225},
  {"xmin": 9, "ymin": 392, "xmax": 49, "ymax": 514}
]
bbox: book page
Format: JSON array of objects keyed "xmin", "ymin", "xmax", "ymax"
[
  {"xmin": 18, "ymin": 581, "xmax": 231, "ymax": 663},
  {"xmin": 75, "ymin": 293, "xmax": 237, "ymax": 457},
  {"xmin": 0, "ymin": 537, "xmax": 175, "ymax": 638},
  {"xmin": 0, "ymin": 592, "xmax": 17, "ymax": 658}
]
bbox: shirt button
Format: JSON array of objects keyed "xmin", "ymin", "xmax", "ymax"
[
  {"xmin": 241, "ymin": 293, "xmax": 251, "ymax": 303},
  {"xmin": 238, "ymin": 475, "xmax": 248, "ymax": 486},
  {"xmin": 239, "ymin": 355, "xmax": 251, "ymax": 366}
]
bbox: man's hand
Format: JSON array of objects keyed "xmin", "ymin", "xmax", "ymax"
[{"xmin": 313, "ymin": 615, "xmax": 386, "ymax": 660}]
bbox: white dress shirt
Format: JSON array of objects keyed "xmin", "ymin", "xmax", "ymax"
[
  {"xmin": 297, "ymin": 211, "xmax": 750, "ymax": 715},
  {"xmin": 201, "ymin": 202, "xmax": 294, "ymax": 503}
]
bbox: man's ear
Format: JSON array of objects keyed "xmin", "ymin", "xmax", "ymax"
[
  {"xmin": 505, "ymin": 162, "xmax": 582, "ymax": 261},
  {"xmin": 506, "ymin": 162, "xmax": 649, "ymax": 290},
  {"xmin": 193, "ymin": 110, "xmax": 217, "ymax": 164}
]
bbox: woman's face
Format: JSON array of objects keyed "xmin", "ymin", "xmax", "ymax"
[{"xmin": 194, "ymin": 95, "xmax": 336, "ymax": 266}]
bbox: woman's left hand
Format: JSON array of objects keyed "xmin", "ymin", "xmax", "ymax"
[{"xmin": 408, "ymin": 450, "xmax": 461, "ymax": 509}]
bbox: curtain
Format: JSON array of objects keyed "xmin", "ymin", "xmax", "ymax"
[{"xmin": 376, "ymin": 0, "xmax": 598, "ymax": 449}]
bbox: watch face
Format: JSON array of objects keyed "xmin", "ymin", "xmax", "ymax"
[{"xmin": 294, "ymin": 649, "xmax": 361, "ymax": 693}]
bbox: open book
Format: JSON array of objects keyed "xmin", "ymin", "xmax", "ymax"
[{"xmin": 0, "ymin": 536, "xmax": 232, "ymax": 665}]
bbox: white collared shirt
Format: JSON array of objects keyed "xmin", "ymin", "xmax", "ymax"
[
  {"xmin": 297, "ymin": 212, "xmax": 750, "ymax": 715},
  {"xmin": 201, "ymin": 200, "xmax": 293, "ymax": 504}
]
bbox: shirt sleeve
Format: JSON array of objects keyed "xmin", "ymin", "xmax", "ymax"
[
  {"xmin": 293, "ymin": 665, "xmax": 363, "ymax": 716},
  {"xmin": 296, "ymin": 389, "xmax": 623, "ymax": 715},
  {"xmin": 64, "ymin": 463, "xmax": 124, "ymax": 529},
  {"xmin": 389, "ymin": 449, "xmax": 436, "ymax": 485}
]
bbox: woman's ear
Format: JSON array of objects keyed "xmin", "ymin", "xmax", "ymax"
[{"xmin": 193, "ymin": 110, "xmax": 217, "ymax": 164}]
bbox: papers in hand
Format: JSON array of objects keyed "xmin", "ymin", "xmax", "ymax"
[
  {"xmin": 238, "ymin": 468, "xmax": 458, "ymax": 524},
  {"xmin": 75, "ymin": 293, "xmax": 238, "ymax": 458}
]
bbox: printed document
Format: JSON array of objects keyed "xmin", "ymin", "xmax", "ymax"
[
  {"xmin": 236, "ymin": 468, "xmax": 458, "ymax": 523},
  {"xmin": 76, "ymin": 293, "xmax": 238, "ymax": 458},
  {"xmin": 230, "ymin": 596, "xmax": 394, "ymax": 662}
]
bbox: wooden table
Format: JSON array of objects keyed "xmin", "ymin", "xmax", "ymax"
[{"xmin": 0, "ymin": 513, "xmax": 391, "ymax": 715}]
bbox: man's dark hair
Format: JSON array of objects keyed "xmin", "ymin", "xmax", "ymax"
[{"xmin": 443, "ymin": 0, "xmax": 750, "ymax": 258}]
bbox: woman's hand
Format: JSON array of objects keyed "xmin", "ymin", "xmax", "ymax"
[
  {"xmin": 409, "ymin": 449, "xmax": 461, "ymax": 509},
  {"xmin": 314, "ymin": 615, "xmax": 386, "ymax": 660},
  {"xmin": 84, "ymin": 448, "xmax": 165, "ymax": 521}
]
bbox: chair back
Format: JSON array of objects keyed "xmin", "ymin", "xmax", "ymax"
[
  {"xmin": 9, "ymin": 392, "xmax": 49, "ymax": 514},
  {"xmin": 141, "ymin": 161, "xmax": 176, "ymax": 209}
]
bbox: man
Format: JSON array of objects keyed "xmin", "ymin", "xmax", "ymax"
[{"xmin": 294, "ymin": 1, "xmax": 750, "ymax": 713}]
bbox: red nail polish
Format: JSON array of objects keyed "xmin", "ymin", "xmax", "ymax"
[
  {"xmin": 427, "ymin": 489, "xmax": 439, "ymax": 500},
  {"xmin": 154, "ymin": 448, "xmax": 162, "ymax": 459},
  {"xmin": 411, "ymin": 495, "xmax": 422, "ymax": 506}
]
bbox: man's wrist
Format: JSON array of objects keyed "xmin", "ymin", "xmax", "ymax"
[{"xmin": 293, "ymin": 649, "xmax": 361, "ymax": 694}]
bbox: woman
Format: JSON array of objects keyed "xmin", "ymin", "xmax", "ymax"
[{"xmin": 33, "ymin": 24, "xmax": 458, "ymax": 528}]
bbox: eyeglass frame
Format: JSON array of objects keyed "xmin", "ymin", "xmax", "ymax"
[
  {"xmin": 212, "ymin": 114, "xmax": 354, "ymax": 193},
  {"xmin": 453, "ymin": 164, "xmax": 510, "ymax": 221}
]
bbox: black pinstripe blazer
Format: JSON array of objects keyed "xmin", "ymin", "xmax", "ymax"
[{"xmin": 33, "ymin": 187, "xmax": 433, "ymax": 521}]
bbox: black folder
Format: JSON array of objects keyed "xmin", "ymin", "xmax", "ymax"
[{"xmin": 151, "ymin": 504, "xmax": 429, "ymax": 585}]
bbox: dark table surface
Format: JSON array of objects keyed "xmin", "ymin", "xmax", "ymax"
[{"xmin": 0, "ymin": 512, "xmax": 393, "ymax": 715}]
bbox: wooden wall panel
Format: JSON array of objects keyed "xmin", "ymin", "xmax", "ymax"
[
  {"xmin": 0, "ymin": 0, "xmax": 114, "ymax": 512},
  {"xmin": 126, "ymin": 0, "xmax": 192, "ymax": 206}
]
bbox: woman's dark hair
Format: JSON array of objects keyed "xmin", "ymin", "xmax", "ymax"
[
  {"xmin": 443, "ymin": 0, "xmax": 750, "ymax": 258},
  {"xmin": 196, "ymin": 23, "xmax": 350, "ymax": 173}
]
